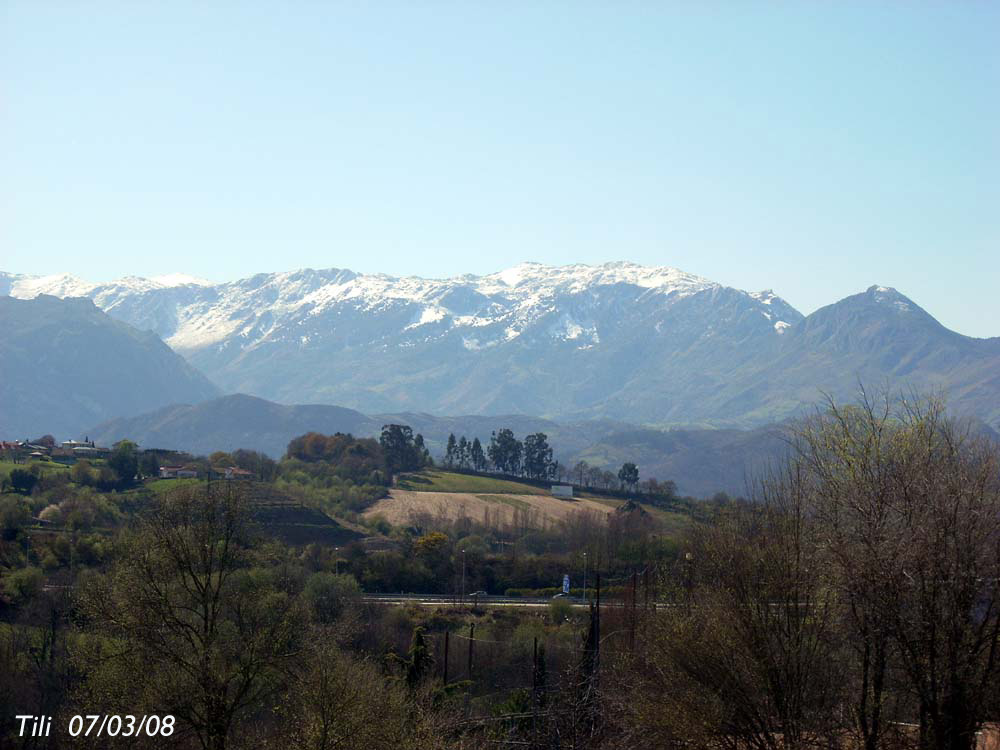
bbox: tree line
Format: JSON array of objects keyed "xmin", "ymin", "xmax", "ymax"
[{"xmin": 443, "ymin": 429, "xmax": 666, "ymax": 497}]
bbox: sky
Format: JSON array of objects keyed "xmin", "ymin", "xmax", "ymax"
[{"xmin": 2, "ymin": 2, "xmax": 998, "ymax": 337}]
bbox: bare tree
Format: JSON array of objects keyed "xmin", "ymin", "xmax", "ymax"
[
  {"xmin": 77, "ymin": 481, "xmax": 305, "ymax": 750},
  {"xmin": 636, "ymin": 463, "xmax": 844, "ymax": 749},
  {"xmin": 794, "ymin": 390, "xmax": 1000, "ymax": 750}
]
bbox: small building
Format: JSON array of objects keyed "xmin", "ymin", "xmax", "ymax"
[
  {"xmin": 215, "ymin": 466, "xmax": 254, "ymax": 481},
  {"xmin": 551, "ymin": 484, "xmax": 574, "ymax": 499},
  {"xmin": 160, "ymin": 466, "xmax": 198, "ymax": 479}
]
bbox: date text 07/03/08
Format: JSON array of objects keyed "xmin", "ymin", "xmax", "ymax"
[{"xmin": 16, "ymin": 714, "xmax": 177, "ymax": 739}]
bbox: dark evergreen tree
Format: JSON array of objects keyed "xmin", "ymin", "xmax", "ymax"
[
  {"xmin": 618, "ymin": 462, "xmax": 639, "ymax": 492},
  {"xmin": 402, "ymin": 626, "xmax": 434, "ymax": 689},
  {"xmin": 108, "ymin": 440, "xmax": 139, "ymax": 484},
  {"xmin": 488, "ymin": 429, "xmax": 522, "ymax": 475},
  {"xmin": 470, "ymin": 437, "xmax": 486, "ymax": 472},
  {"xmin": 379, "ymin": 424, "xmax": 424, "ymax": 475},
  {"xmin": 523, "ymin": 433, "xmax": 554, "ymax": 480},
  {"xmin": 139, "ymin": 451, "xmax": 160, "ymax": 478}
]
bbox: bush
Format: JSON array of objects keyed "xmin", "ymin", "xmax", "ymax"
[
  {"xmin": 549, "ymin": 597, "xmax": 573, "ymax": 624},
  {"xmin": 304, "ymin": 572, "xmax": 362, "ymax": 624},
  {"xmin": 2, "ymin": 566, "xmax": 44, "ymax": 606},
  {"xmin": 8, "ymin": 468, "xmax": 38, "ymax": 495},
  {"xmin": 0, "ymin": 496, "xmax": 30, "ymax": 539}
]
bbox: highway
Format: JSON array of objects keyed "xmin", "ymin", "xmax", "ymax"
[
  {"xmin": 362, "ymin": 593, "xmax": 645, "ymax": 609},
  {"xmin": 363, "ymin": 593, "xmax": 587, "ymax": 609}
]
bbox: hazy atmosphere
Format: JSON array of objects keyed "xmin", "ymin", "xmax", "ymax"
[{"xmin": 3, "ymin": 2, "xmax": 998, "ymax": 336}]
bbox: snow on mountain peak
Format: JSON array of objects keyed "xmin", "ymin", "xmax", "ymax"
[
  {"xmin": 867, "ymin": 285, "xmax": 913, "ymax": 312},
  {"xmin": 4, "ymin": 262, "xmax": 797, "ymax": 354},
  {"xmin": 479, "ymin": 261, "xmax": 716, "ymax": 298},
  {"xmin": 10, "ymin": 273, "xmax": 94, "ymax": 299},
  {"xmin": 151, "ymin": 273, "xmax": 213, "ymax": 287}
]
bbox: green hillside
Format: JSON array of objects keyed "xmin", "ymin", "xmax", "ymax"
[{"xmin": 395, "ymin": 470, "xmax": 548, "ymax": 495}]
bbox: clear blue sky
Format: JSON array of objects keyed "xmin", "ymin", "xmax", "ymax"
[{"xmin": 2, "ymin": 2, "xmax": 997, "ymax": 336}]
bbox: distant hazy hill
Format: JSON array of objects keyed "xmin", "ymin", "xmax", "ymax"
[
  {"xmin": 89, "ymin": 394, "xmax": 376, "ymax": 454},
  {"xmin": 6, "ymin": 263, "xmax": 999, "ymax": 429},
  {"xmin": 87, "ymin": 393, "xmax": 788, "ymax": 497},
  {"xmin": 0, "ymin": 295, "xmax": 220, "ymax": 439}
]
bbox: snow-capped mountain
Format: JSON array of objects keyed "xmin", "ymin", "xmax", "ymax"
[
  {"xmin": 2, "ymin": 262, "xmax": 798, "ymax": 352},
  {"xmin": 3, "ymin": 263, "xmax": 998, "ymax": 429}
]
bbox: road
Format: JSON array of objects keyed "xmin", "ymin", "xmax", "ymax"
[{"xmin": 362, "ymin": 593, "xmax": 637, "ymax": 609}]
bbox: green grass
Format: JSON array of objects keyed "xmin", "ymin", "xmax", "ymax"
[
  {"xmin": 0, "ymin": 459, "xmax": 69, "ymax": 487},
  {"xmin": 396, "ymin": 470, "xmax": 548, "ymax": 495},
  {"xmin": 0, "ymin": 459, "xmax": 69, "ymax": 472},
  {"xmin": 145, "ymin": 478, "xmax": 202, "ymax": 494}
]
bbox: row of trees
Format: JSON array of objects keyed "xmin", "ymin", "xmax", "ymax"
[
  {"xmin": 443, "ymin": 430, "xmax": 675, "ymax": 497},
  {"xmin": 444, "ymin": 429, "xmax": 558, "ymax": 480},
  {"xmin": 444, "ymin": 434, "xmax": 487, "ymax": 472}
]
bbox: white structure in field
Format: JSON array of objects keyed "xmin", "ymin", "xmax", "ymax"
[{"xmin": 551, "ymin": 485, "xmax": 574, "ymax": 499}]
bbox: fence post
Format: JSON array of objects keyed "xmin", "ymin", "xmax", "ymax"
[
  {"xmin": 630, "ymin": 571, "xmax": 638, "ymax": 653},
  {"xmin": 532, "ymin": 636, "xmax": 539, "ymax": 747},
  {"xmin": 467, "ymin": 622, "xmax": 475, "ymax": 680},
  {"xmin": 443, "ymin": 630, "xmax": 449, "ymax": 686}
]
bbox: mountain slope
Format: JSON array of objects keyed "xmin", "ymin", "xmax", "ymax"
[
  {"xmin": 6, "ymin": 265, "xmax": 999, "ymax": 429},
  {"xmin": 88, "ymin": 394, "xmax": 376, "ymax": 454},
  {"xmin": 3, "ymin": 263, "xmax": 803, "ymax": 422},
  {"xmin": 725, "ymin": 286, "xmax": 1000, "ymax": 428},
  {"xmin": 0, "ymin": 295, "xmax": 220, "ymax": 438}
]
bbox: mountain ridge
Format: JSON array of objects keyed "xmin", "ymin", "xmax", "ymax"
[{"xmin": 4, "ymin": 263, "xmax": 998, "ymax": 430}]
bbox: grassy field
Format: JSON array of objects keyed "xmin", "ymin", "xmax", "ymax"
[
  {"xmin": 396, "ymin": 470, "xmax": 549, "ymax": 495},
  {"xmin": 363, "ymin": 489, "xmax": 611, "ymax": 527},
  {"xmin": 368, "ymin": 471, "xmax": 697, "ymax": 535},
  {"xmin": 0, "ymin": 459, "xmax": 69, "ymax": 486},
  {"xmin": 0, "ymin": 459, "xmax": 69, "ymax": 472},
  {"xmin": 145, "ymin": 477, "xmax": 202, "ymax": 494}
]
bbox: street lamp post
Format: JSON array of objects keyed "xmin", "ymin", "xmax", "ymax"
[
  {"xmin": 582, "ymin": 551, "xmax": 588, "ymax": 603},
  {"xmin": 461, "ymin": 549, "xmax": 466, "ymax": 605},
  {"xmin": 334, "ymin": 547, "xmax": 340, "ymax": 575}
]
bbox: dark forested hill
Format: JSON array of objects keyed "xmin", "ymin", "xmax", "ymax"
[{"xmin": 0, "ymin": 295, "xmax": 219, "ymax": 439}]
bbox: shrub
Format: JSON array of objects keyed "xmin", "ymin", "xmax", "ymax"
[{"xmin": 2, "ymin": 566, "xmax": 44, "ymax": 606}]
